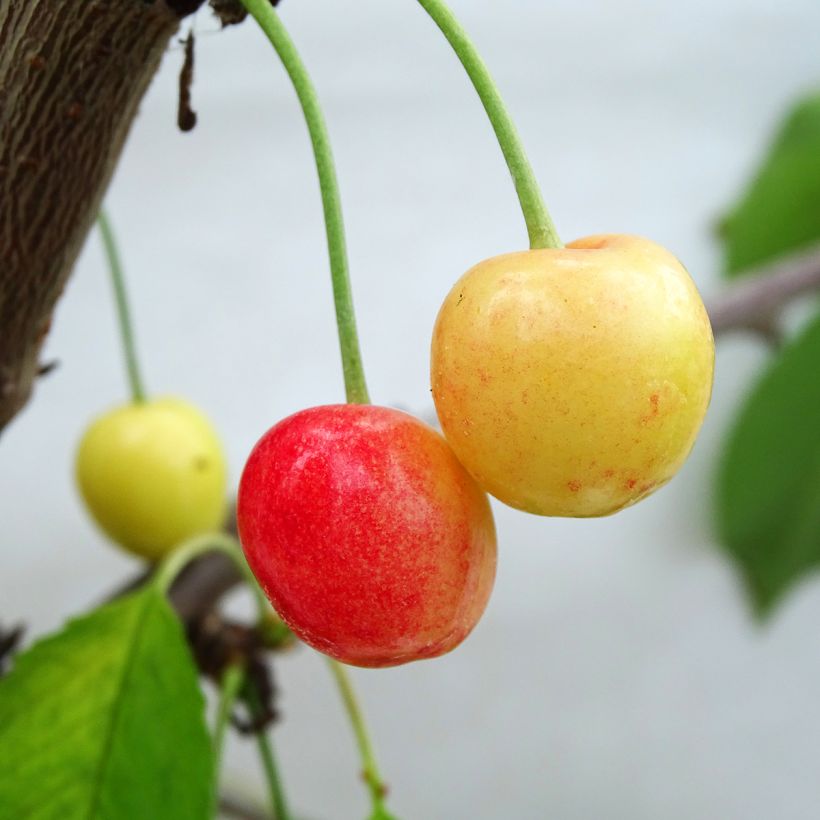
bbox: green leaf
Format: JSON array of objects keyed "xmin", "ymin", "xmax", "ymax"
[
  {"xmin": 0, "ymin": 587, "xmax": 214, "ymax": 819},
  {"xmin": 717, "ymin": 312, "xmax": 820, "ymax": 615},
  {"xmin": 722, "ymin": 90, "xmax": 820, "ymax": 276}
]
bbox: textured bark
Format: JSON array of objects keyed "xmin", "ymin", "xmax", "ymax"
[{"xmin": 0, "ymin": 0, "xmax": 188, "ymax": 432}]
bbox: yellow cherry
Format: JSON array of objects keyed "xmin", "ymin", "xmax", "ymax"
[
  {"xmin": 431, "ymin": 234, "xmax": 715, "ymax": 517},
  {"xmin": 76, "ymin": 397, "xmax": 228, "ymax": 559}
]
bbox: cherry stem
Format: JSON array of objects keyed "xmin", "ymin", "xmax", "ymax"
[
  {"xmin": 97, "ymin": 210, "xmax": 148, "ymax": 403},
  {"xmin": 244, "ymin": 677, "xmax": 293, "ymax": 820},
  {"xmin": 416, "ymin": 0, "xmax": 561, "ymax": 250},
  {"xmin": 154, "ymin": 532, "xmax": 268, "ymax": 619},
  {"xmin": 236, "ymin": 6, "xmax": 394, "ymax": 816},
  {"xmin": 214, "ymin": 663, "xmax": 244, "ymax": 774},
  {"xmin": 326, "ymin": 659, "xmax": 395, "ymax": 819},
  {"xmin": 158, "ymin": 537, "xmax": 293, "ymax": 818},
  {"xmin": 238, "ymin": 0, "xmax": 370, "ymax": 404}
]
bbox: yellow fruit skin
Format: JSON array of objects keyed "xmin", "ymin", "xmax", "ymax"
[
  {"xmin": 76, "ymin": 397, "xmax": 228, "ymax": 560},
  {"xmin": 431, "ymin": 235, "xmax": 715, "ymax": 517}
]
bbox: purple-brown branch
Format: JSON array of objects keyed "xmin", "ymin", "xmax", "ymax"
[{"xmin": 708, "ymin": 242, "xmax": 820, "ymax": 337}]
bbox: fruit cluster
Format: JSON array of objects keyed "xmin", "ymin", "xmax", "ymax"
[
  {"xmin": 74, "ymin": 2, "xmax": 715, "ymax": 671},
  {"xmin": 78, "ymin": 234, "xmax": 713, "ymax": 667},
  {"xmin": 234, "ymin": 236, "xmax": 713, "ymax": 666}
]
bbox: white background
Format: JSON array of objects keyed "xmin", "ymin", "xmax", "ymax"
[{"xmin": 3, "ymin": 1, "xmax": 820, "ymax": 817}]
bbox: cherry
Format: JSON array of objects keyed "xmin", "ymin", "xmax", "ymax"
[
  {"xmin": 236, "ymin": 404, "xmax": 497, "ymax": 668},
  {"xmin": 75, "ymin": 397, "xmax": 228, "ymax": 560},
  {"xmin": 431, "ymin": 234, "xmax": 715, "ymax": 517}
]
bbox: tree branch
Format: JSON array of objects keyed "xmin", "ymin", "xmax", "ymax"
[
  {"xmin": 708, "ymin": 242, "xmax": 820, "ymax": 337},
  {"xmin": 0, "ymin": 0, "xmax": 205, "ymax": 434}
]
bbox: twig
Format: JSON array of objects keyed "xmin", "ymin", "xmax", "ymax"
[
  {"xmin": 0, "ymin": 623, "xmax": 25, "ymax": 677},
  {"xmin": 708, "ymin": 242, "xmax": 820, "ymax": 337},
  {"xmin": 170, "ymin": 552, "xmax": 244, "ymax": 622},
  {"xmin": 103, "ymin": 544, "xmax": 241, "ymax": 622},
  {"xmin": 177, "ymin": 31, "xmax": 198, "ymax": 132},
  {"xmin": 218, "ymin": 793, "xmax": 271, "ymax": 820}
]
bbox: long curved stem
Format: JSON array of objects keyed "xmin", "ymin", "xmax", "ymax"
[
  {"xmin": 97, "ymin": 210, "xmax": 147, "ymax": 402},
  {"xmin": 238, "ymin": 7, "xmax": 395, "ymax": 816},
  {"xmin": 245, "ymin": 679, "xmax": 292, "ymax": 820},
  {"xmin": 238, "ymin": 0, "xmax": 369, "ymax": 404},
  {"xmin": 327, "ymin": 659, "xmax": 394, "ymax": 819},
  {"xmin": 416, "ymin": 0, "xmax": 561, "ymax": 250}
]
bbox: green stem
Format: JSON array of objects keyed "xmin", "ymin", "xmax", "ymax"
[
  {"xmin": 238, "ymin": 0, "xmax": 370, "ymax": 404},
  {"xmin": 158, "ymin": 538, "xmax": 292, "ymax": 816},
  {"xmin": 327, "ymin": 659, "xmax": 394, "ymax": 819},
  {"xmin": 214, "ymin": 664, "xmax": 245, "ymax": 773},
  {"xmin": 97, "ymin": 210, "xmax": 148, "ymax": 403},
  {"xmin": 245, "ymin": 679, "xmax": 292, "ymax": 820},
  {"xmin": 416, "ymin": 0, "xmax": 561, "ymax": 250},
  {"xmin": 237, "ymin": 7, "xmax": 395, "ymax": 815},
  {"xmin": 153, "ymin": 532, "xmax": 268, "ymax": 618}
]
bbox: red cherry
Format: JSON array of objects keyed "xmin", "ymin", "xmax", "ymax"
[{"xmin": 237, "ymin": 404, "xmax": 497, "ymax": 668}]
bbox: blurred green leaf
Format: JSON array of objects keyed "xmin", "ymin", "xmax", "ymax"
[
  {"xmin": 0, "ymin": 588, "xmax": 214, "ymax": 819},
  {"xmin": 717, "ymin": 312, "xmax": 820, "ymax": 616},
  {"xmin": 723, "ymin": 91, "xmax": 820, "ymax": 276}
]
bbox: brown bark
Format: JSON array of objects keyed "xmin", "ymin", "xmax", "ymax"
[{"xmin": 0, "ymin": 0, "xmax": 192, "ymax": 432}]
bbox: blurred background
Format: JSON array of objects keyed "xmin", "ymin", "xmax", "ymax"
[{"xmin": 3, "ymin": 0, "xmax": 820, "ymax": 817}]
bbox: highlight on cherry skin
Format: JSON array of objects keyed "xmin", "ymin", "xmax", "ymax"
[
  {"xmin": 431, "ymin": 234, "xmax": 715, "ymax": 518},
  {"xmin": 236, "ymin": 404, "xmax": 497, "ymax": 668},
  {"xmin": 75, "ymin": 397, "xmax": 228, "ymax": 560}
]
